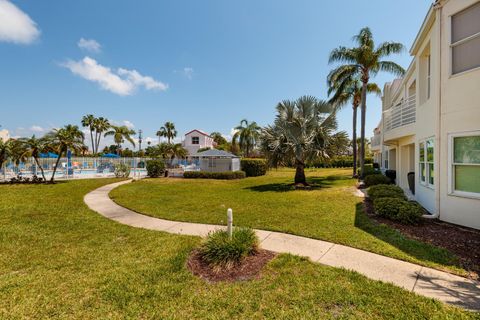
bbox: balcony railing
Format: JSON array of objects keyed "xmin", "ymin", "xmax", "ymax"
[
  {"xmin": 384, "ymin": 95, "xmax": 416, "ymax": 131},
  {"xmin": 371, "ymin": 134, "xmax": 381, "ymax": 147}
]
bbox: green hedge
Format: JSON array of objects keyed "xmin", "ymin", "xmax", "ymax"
[
  {"xmin": 364, "ymin": 174, "xmax": 391, "ymax": 187},
  {"xmin": 183, "ymin": 171, "xmax": 246, "ymax": 180},
  {"xmin": 367, "ymin": 184, "xmax": 406, "ymax": 201},
  {"xmin": 240, "ymin": 158, "xmax": 268, "ymax": 177},
  {"xmin": 310, "ymin": 156, "xmax": 373, "ymax": 168},
  {"xmin": 146, "ymin": 160, "xmax": 165, "ymax": 178},
  {"xmin": 373, "ymin": 197, "xmax": 424, "ymax": 225}
]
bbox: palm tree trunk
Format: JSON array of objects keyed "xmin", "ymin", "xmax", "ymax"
[
  {"xmin": 90, "ymin": 129, "xmax": 95, "ymax": 156},
  {"xmin": 352, "ymin": 104, "xmax": 358, "ymax": 177},
  {"xmin": 50, "ymin": 151, "xmax": 63, "ymax": 183},
  {"xmin": 359, "ymin": 79, "xmax": 368, "ymax": 178},
  {"xmin": 34, "ymin": 156, "xmax": 46, "ymax": 181},
  {"xmin": 294, "ymin": 160, "xmax": 307, "ymax": 185}
]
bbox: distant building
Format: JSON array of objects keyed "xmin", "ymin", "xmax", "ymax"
[
  {"xmin": 0, "ymin": 129, "xmax": 10, "ymax": 142},
  {"xmin": 182, "ymin": 129, "xmax": 216, "ymax": 155}
]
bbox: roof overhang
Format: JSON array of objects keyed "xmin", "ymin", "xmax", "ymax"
[{"xmin": 409, "ymin": 4, "xmax": 436, "ymax": 55}]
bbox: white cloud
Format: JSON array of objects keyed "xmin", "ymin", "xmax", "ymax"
[
  {"xmin": 61, "ymin": 56, "xmax": 168, "ymax": 96},
  {"xmin": 122, "ymin": 120, "xmax": 135, "ymax": 129},
  {"xmin": 183, "ymin": 67, "xmax": 194, "ymax": 80},
  {"xmin": 78, "ymin": 38, "xmax": 101, "ymax": 53},
  {"xmin": 30, "ymin": 125, "xmax": 44, "ymax": 132},
  {"xmin": 0, "ymin": 0, "xmax": 40, "ymax": 44}
]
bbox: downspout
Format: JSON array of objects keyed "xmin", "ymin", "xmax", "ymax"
[{"xmin": 424, "ymin": 3, "xmax": 442, "ymax": 219}]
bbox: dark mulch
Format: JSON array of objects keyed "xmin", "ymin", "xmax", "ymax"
[
  {"xmin": 363, "ymin": 199, "xmax": 480, "ymax": 280},
  {"xmin": 187, "ymin": 249, "xmax": 276, "ymax": 282}
]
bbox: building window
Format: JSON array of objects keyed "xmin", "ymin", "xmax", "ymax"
[
  {"xmin": 419, "ymin": 138, "xmax": 434, "ymax": 187},
  {"xmin": 451, "ymin": 2, "xmax": 480, "ymax": 74},
  {"xmin": 452, "ymin": 135, "xmax": 480, "ymax": 196},
  {"xmin": 191, "ymin": 136, "xmax": 199, "ymax": 145},
  {"xmin": 384, "ymin": 150, "xmax": 389, "ymax": 169}
]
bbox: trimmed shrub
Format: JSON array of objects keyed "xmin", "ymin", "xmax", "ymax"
[
  {"xmin": 183, "ymin": 171, "xmax": 246, "ymax": 180},
  {"xmin": 146, "ymin": 159, "xmax": 165, "ymax": 178},
  {"xmin": 357, "ymin": 164, "xmax": 379, "ymax": 178},
  {"xmin": 241, "ymin": 158, "xmax": 268, "ymax": 177},
  {"xmin": 364, "ymin": 174, "xmax": 391, "ymax": 187},
  {"xmin": 373, "ymin": 197, "xmax": 424, "ymax": 225},
  {"xmin": 367, "ymin": 184, "xmax": 406, "ymax": 201},
  {"xmin": 114, "ymin": 163, "xmax": 131, "ymax": 178},
  {"xmin": 198, "ymin": 227, "xmax": 259, "ymax": 269}
]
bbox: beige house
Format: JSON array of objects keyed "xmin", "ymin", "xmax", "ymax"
[
  {"xmin": 182, "ymin": 129, "xmax": 216, "ymax": 155},
  {"xmin": 371, "ymin": 0, "xmax": 480, "ymax": 229}
]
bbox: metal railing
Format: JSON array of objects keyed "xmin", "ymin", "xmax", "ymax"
[
  {"xmin": 384, "ymin": 95, "xmax": 416, "ymax": 131},
  {"xmin": 371, "ymin": 134, "xmax": 381, "ymax": 147}
]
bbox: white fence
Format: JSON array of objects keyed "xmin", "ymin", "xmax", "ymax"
[{"xmin": 384, "ymin": 95, "xmax": 416, "ymax": 131}]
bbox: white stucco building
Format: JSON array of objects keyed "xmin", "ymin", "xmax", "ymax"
[
  {"xmin": 0, "ymin": 129, "xmax": 10, "ymax": 142},
  {"xmin": 371, "ymin": 0, "xmax": 480, "ymax": 229},
  {"xmin": 182, "ymin": 129, "xmax": 216, "ymax": 155}
]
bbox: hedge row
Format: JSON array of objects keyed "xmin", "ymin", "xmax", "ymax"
[
  {"xmin": 373, "ymin": 197, "xmax": 424, "ymax": 225},
  {"xmin": 183, "ymin": 171, "xmax": 246, "ymax": 180},
  {"xmin": 240, "ymin": 159, "xmax": 268, "ymax": 177},
  {"xmin": 311, "ymin": 156, "xmax": 373, "ymax": 168},
  {"xmin": 367, "ymin": 184, "xmax": 406, "ymax": 201},
  {"xmin": 364, "ymin": 174, "xmax": 391, "ymax": 187}
]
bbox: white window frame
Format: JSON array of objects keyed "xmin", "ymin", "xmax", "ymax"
[
  {"xmin": 449, "ymin": 2, "xmax": 480, "ymax": 76},
  {"xmin": 384, "ymin": 150, "xmax": 389, "ymax": 170},
  {"xmin": 448, "ymin": 131, "xmax": 480, "ymax": 199},
  {"xmin": 419, "ymin": 138, "xmax": 435, "ymax": 189},
  {"xmin": 191, "ymin": 136, "xmax": 199, "ymax": 145}
]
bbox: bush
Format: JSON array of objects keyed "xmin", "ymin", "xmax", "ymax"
[
  {"xmin": 364, "ymin": 174, "xmax": 391, "ymax": 187},
  {"xmin": 367, "ymin": 184, "xmax": 406, "ymax": 201},
  {"xmin": 373, "ymin": 197, "xmax": 424, "ymax": 224},
  {"xmin": 114, "ymin": 163, "xmax": 131, "ymax": 178},
  {"xmin": 146, "ymin": 159, "xmax": 165, "ymax": 178},
  {"xmin": 198, "ymin": 227, "xmax": 259, "ymax": 269},
  {"xmin": 357, "ymin": 164, "xmax": 379, "ymax": 178},
  {"xmin": 241, "ymin": 159, "xmax": 268, "ymax": 177},
  {"xmin": 183, "ymin": 171, "xmax": 246, "ymax": 180}
]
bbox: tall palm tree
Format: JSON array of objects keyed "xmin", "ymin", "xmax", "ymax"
[
  {"xmin": 327, "ymin": 75, "xmax": 381, "ymax": 177},
  {"xmin": 232, "ymin": 119, "xmax": 261, "ymax": 157},
  {"xmin": 328, "ymin": 27, "xmax": 405, "ymax": 177},
  {"xmin": 19, "ymin": 135, "xmax": 48, "ymax": 181},
  {"xmin": 104, "ymin": 125, "xmax": 136, "ymax": 154},
  {"xmin": 156, "ymin": 122, "xmax": 177, "ymax": 144},
  {"xmin": 81, "ymin": 114, "xmax": 96, "ymax": 155},
  {"xmin": 261, "ymin": 96, "xmax": 343, "ymax": 185},
  {"xmin": 93, "ymin": 117, "xmax": 110, "ymax": 155},
  {"xmin": 45, "ymin": 125, "xmax": 85, "ymax": 182}
]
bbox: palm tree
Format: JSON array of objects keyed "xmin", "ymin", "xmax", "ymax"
[
  {"xmin": 45, "ymin": 125, "xmax": 85, "ymax": 182},
  {"xmin": 232, "ymin": 119, "xmax": 261, "ymax": 157},
  {"xmin": 93, "ymin": 117, "xmax": 110, "ymax": 154},
  {"xmin": 19, "ymin": 135, "xmax": 48, "ymax": 181},
  {"xmin": 327, "ymin": 75, "xmax": 381, "ymax": 177},
  {"xmin": 261, "ymin": 96, "xmax": 343, "ymax": 185},
  {"xmin": 156, "ymin": 122, "xmax": 177, "ymax": 144},
  {"xmin": 81, "ymin": 114, "xmax": 96, "ymax": 155},
  {"xmin": 328, "ymin": 27, "xmax": 405, "ymax": 177},
  {"xmin": 104, "ymin": 125, "xmax": 136, "ymax": 154},
  {"xmin": 210, "ymin": 132, "xmax": 228, "ymax": 145}
]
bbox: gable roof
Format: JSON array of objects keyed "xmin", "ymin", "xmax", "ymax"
[{"xmin": 184, "ymin": 129, "xmax": 212, "ymax": 138}]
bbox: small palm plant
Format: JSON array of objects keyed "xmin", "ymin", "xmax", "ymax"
[{"xmin": 19, "ymin": 135, "xmax": 48, "ymax": 181}]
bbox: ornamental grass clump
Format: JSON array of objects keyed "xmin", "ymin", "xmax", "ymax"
[{"xmin": 198, "ymin": 228, "xmax": 259, "ymax": 270}]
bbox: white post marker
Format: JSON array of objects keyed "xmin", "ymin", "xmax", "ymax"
[{"xmin": 227, "ymin": 208, "xmax": 233, "ymax": 238}]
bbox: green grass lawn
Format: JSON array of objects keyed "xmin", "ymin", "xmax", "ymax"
[
  {"xmin": 1, "ymin": 179, "xmax": 478, "ymax": 318},
  {"xmin": 111, "ymin": 168, "xmax": 466, "ymax": 276}
]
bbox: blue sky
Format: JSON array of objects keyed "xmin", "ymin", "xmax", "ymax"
[{"xmin": 0, "ymin": 0, "xmax": 431, "ymax": 148}]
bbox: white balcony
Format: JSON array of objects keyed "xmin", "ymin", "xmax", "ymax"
[
  {"xmin": 371, "ymin": 134, "xmax": 381, "ymax": 151},
  {"xmin": 384, "ymin": 95, "xmax": 416, "ymax": 132}
]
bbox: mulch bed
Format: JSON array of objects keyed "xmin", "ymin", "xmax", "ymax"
[
  {"xmin": 187, "ymin": 249, "xmax": 276, "ymax": 282},
  {"xmin": 363, "ymin": 199, "xmax": 480, "ymax": 280}
]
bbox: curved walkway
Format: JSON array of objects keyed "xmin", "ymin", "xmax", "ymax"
[{"xmin": 84, "ymin": 180, "xmax": 480, "ymax": 311}]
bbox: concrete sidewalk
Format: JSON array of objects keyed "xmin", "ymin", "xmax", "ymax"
[{"xmin": 84, "ymin": 180, "xmax": 480, "ymax": 311}]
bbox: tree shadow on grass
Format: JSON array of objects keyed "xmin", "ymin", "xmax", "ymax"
[
  {"xmin": 245, "ymin": 175, "xmax": 349, "ymax": 193},
  {"xmin": 353, "ymin": 202, "xmax": 463, "ymax": 273}
]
